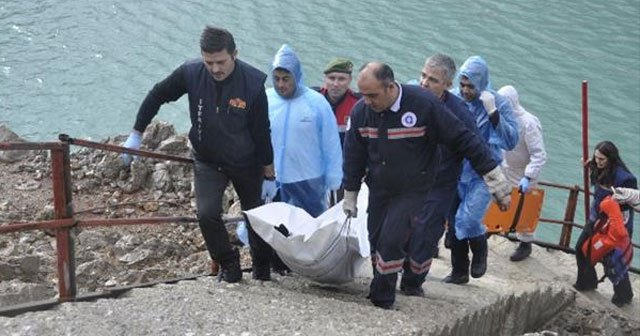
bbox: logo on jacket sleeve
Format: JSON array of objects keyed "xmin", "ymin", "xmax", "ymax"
[{"xmin": 401, "ymin": 111, "xmax": 417, "ymax": 127}]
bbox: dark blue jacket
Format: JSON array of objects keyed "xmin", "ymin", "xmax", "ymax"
[
  {"xmin": 434, "ymin": 90, "xmax": 480, "ymax": 186},
  {"xmin": 343, "ymin": 84, "xmax": 495, "ymax": 193},
  {"xmin": 134, "ymin": 59, "xmax": 273, "ymax": 169},
  {"xmin": 591, "ymin": 166, "xmax": 637, "ymax": 233}
]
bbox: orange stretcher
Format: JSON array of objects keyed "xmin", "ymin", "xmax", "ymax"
[{"xmin": 483, "ymin": 187, "xmax": 545, "ymax": 234}]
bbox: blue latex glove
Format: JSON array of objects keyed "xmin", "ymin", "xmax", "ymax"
[
  {"xmin": 518, "ymin": 177, "xmax": 530, "ymax": 193},
  {"xmin": 121, "ymin": 131, "xmax": 142, "ymax": 166},
  {"xmin": 261, "ymin": 180, "xmax": 278, "ymax": 202},
  {"xmin": 235, "ymin": 220, "xmax": 249, "ymax": 246}
]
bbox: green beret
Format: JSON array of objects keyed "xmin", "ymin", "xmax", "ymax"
[{"xmin": 323, "ymin": 58, "xmax": 353, "ymax": 74}]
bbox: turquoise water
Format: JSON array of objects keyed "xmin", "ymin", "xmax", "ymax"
[{"xmin": 1, "ymin": 0, "xmax": 639, "ymax": 249}]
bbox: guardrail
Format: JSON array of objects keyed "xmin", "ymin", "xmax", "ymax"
[{"xmin": 0, "ymin": 136, "xmax": 638, "ymax": 316}]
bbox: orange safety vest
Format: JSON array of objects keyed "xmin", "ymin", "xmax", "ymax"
[
  {"xmin": 318, "ymin": 88, "xmax": 360, "ymax": 133},
  {"xmin": 582, "ymin": 196, "xmax": 633, "ymax": 266}
]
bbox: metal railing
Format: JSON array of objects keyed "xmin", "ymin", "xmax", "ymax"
[{"xmin": 0, "ymin": 136, "xmax": 638, "ymax": 316}]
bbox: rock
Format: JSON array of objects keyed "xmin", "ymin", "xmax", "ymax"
[
  {"xmin": 97, "ymin": 153, "xmax": 123, "ymax": 179},
  {"xmin": 142, "ymin": 202, "xmax": 159, "ymax": 212},
  {"xmin": 157, "ymin": 136, "xmax": 189, "ymax": 155},
  {"xmin": 76, "ymin": 260, "xmax": 118, "ymax": 290},
  {"xmin": 0, "ymin": 124, "xmax": 30, "ymax": 163},
  {"xmin": 142, "ymin": 121, "xmax": 176, "ymax": 150},
  {"xmin": 152, "ymin": 163, "xmax": 173, "ymax": 192},
  {"xmin": 125, "ymin": 159, "xmax": 150, "ymax": 193},
  {"xmin": 14, "ymin": 180, "xmax": 41, "ymax": 191},
  {"xmin": 119, "ymin": 248, "xmax": 152, "ymax": 265},
  {"xmin": 113, "ymin": 234, "xmax": 143, "ymax": 258},
  {"xmin": 77, "ymin": 230, "xmax": 109, "ymax": 250},
  {"xmin": 0, "ymin": 262, "xmax": 15, "ymax": 281},
  {"xmin": 36, "ymin": 204, "xmax": 55, "ymax": 220},
  {"xmin": 0, "ymin": 280, "xmax": 56, "ymax": 306},
  {"xmin": 19, "ymin": 255, "xmax": 41, "ymax": 275}
]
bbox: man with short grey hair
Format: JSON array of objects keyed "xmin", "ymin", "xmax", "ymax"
[{"xmin": 398, "ymin": 54, "xmax": 482, "ymax": 291}]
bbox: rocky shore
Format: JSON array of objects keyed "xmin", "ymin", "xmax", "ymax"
[{"xmin": 1, "ymin": 122, "xmax": 638, "ymax": 335}]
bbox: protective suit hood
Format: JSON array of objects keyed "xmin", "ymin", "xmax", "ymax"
[
  {"xmin": 458, "ymin": 56, "xmax": 490, "ymax": 96},
  {"xmin": 497, "ymin": 85, "xmax": 525, "ymax": 117},
  {"xmin": 271, "ymin": 44, "xmax": 305, "ymax": 98}
]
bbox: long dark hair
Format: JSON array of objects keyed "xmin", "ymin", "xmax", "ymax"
[{"xmin": 589, "ymin": 141, "xmax": 629, "ymax": 187}]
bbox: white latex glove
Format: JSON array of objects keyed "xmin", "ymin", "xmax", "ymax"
[
  {"xmin": 121, "ymin": 131, "xmax": 142, "ymax": 166},
  {"xmin": 612, "ymin": 187, "xmax": 640, "ymax": 212},
  {"xmin": 261, "ymin": 180, "xmax": 278, "ymax": 202},
  {"xmin": 479, "ymin": 90, "xmax": 497, "ymax": 116},
  {"xmin": 343, "ymin": 190, "xmax": 359, "ymax": 217},
  {"xmin": 482, "ymin": 166, "xmax": 511, "ymax": 211}
]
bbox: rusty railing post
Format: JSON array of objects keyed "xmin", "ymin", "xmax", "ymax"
[
  {"xmin": 51, "ymin": 141, "xmax": 76, "ymax": 301},
  {"xmin": 559, "ymin": 186, "xmax": 580, "ymax": 248}
]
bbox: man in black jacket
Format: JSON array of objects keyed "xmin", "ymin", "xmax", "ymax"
[
  {"xmin": 342, "ymin": 62, "xmax": 510, "ymax": 309},
  {"xmin": 122, "ymin": 26, "xmax": 275, "ymax": 283}
]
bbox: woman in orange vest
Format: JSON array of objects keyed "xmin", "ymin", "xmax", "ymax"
[
  {"xmin": 580, "ymin": 196, "xmax": 633, "ymax": 286},
  {"xmin": 574, "ymin": 141, "xmax": 636, "ymax": 307}
]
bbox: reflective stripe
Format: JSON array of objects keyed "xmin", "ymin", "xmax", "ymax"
[
  {"xmin": 409, "ymin": 257, "xmax": 432, "ymax": 275},
  {"xmin": 358, "ymin": 126, "xmax": 426, "ymax": 139},
  {"xmin": 375, "ymin": 251, "xmax": 404, "ymax": 274},
  {"xmin": 387, "ymin": 126, "xmax": 426, "ymax": 139},
  {"xmin": 358, "ymin": 127, "xmax": 379, "ymax": 138}
]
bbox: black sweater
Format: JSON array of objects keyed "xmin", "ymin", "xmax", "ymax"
[{"xmin": 134, "ymin": 59, "xmax": 273, "ymax": 169}]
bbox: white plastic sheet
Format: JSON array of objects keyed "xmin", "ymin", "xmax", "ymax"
[{"xmin": 245, "ymin": 185, "xmax": 370, "ymax": 284}]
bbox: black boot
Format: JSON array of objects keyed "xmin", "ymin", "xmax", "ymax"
[
  {"xmin": 469, "ymin": 236, "xmax": 488, "ymax": 278},
  {"xmin": 444, "ymin": 234, "xmax": 469, "ymax": 284},
  {"xmin": 573, "ymin": 230, "xmax": 598, "ymax": 291},
  {"xmin": 271, "ymin": 251, "xmax": 291, "ymax": 276},
  {"xmin": 510, "ymin": 242, "xmax": 532, "ymax": 262},
  {"xmin": 247, "ymin": 219, "xmax": 272, "ymax": 281},
  {"xmin": 219, "ymin": 248, "xmax": 242, "ymax": 283},
  {"xmin": 611, "ymin": 275, "xmax": 634, "ymax": 307}
]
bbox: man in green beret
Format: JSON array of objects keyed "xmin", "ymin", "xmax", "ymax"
[
  {"xmin": 313, "ymin": 58, "xmax": 361, "ymax": 203},
  {"xmin": 313, "ymin": 58, "xmax": 362, "ymax": 146}
]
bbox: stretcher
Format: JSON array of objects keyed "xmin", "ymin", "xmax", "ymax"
[{"xmin": 483, "ymin": 187, "xmax": 545, "ymax": 234}]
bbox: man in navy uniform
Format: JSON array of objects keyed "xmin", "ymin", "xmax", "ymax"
[{"xmin": 342, "ymin": 62, "xmax": 510, "ymax": 309}]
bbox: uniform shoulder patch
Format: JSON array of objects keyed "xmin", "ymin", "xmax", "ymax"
[{"xmin": 401, "ymin": 111, "xmax": 417, "ymax": 127}]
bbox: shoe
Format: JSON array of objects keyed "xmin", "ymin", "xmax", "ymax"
[
  {"xmin": 469, "ymin": 236, "xmax": 488, "ymax": 278},
  {"xmin": 470, "ymin": 254, "xmax": 487, "ymax": 278},
  {"xmin": 572, "ymin": 283, "xmax": 597, "ymax": 292},
  {"xmin": 271, "ymin": 252, "xmax": 291, "ymax": 276},
  {"xmin": 400, "ymin": 285, "xmax": 425, "ymax": 297},
  {"xmin": 372, "ymin": 301, "xmax": 394, "ymax": 309},
  {"xmin": 443, "ymin": 273, "xmax": 469, "ymax": 285},
  {"xmin": 219, "ymin": 249, "xmax": 242, "ymax": 283},
  {"xmin": 510, "ymin": 242, "xmax": 532, "ymax": 262},
  {"xmin": 611, "ymin": 294, "xmax": 633, "ymax": 307},
  {"xmin": 252, "ymin": 263, "xmax": 271, "ymax": 281},
  {"xmin": 272, "ymin": 264, "xmax": 291, "ymax": 276}
]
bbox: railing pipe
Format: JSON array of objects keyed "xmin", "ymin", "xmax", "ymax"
[
  {"xmin": 581, "ymin": 81, "xmax": 591, "ymax": 227},
  {"xmin": 50, "ymin": 144, "xmax": 76, "ymax": 301},
  {"xmin": 58, "ymin": 134, "xmax": 193, "ymax": 163}
]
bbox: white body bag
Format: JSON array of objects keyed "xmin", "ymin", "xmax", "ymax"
[{"xmin": 244, "ymin": 185, "xmax": 370, "ymax": 284}]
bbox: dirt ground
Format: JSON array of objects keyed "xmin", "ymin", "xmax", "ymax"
[{"xmin": 1, "ymin": 136, "xmax": 639, "ymax": 335}]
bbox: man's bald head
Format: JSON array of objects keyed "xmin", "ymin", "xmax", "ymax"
[
  {"xmin": 357, "ymin": 62, "xmax": 398, "ymax": 113},
  {"xmin": 358, "ymin": 62, "xmax": 395, "ymax": 87}
]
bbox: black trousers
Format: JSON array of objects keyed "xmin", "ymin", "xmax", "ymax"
[
  {"xmin": 193, "ymin": 159, "xmax": 272, "ymax": 266},
  {"xmin": 575, "ymin": 224, "xmax": 634, "ymax": 301}
]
